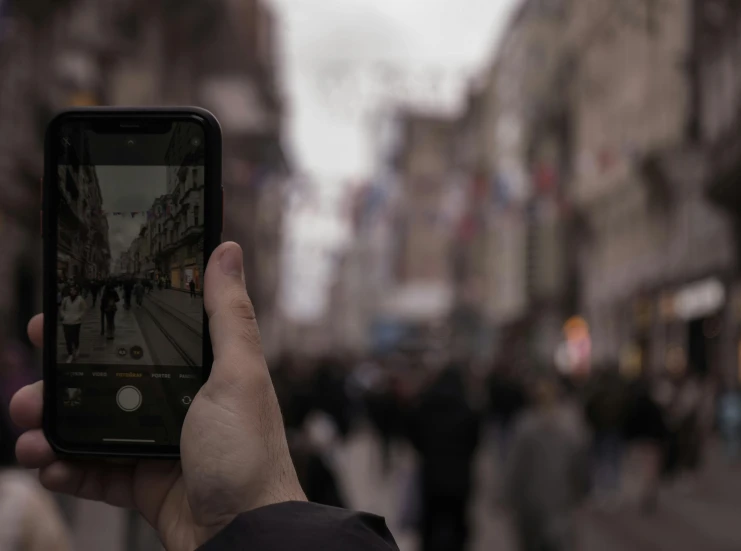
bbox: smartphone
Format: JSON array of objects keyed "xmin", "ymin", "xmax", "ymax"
[{"xmin": 42, "ymin": 108, "xmax": 222, "ymax": 458}]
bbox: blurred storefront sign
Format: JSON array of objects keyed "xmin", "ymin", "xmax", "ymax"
[{"xmin": 668, "ymin": 278, "xmax": 726, "ymax": 321}]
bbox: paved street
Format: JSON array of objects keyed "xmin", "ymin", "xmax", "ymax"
[
  {"xmin": 57, "ymin": 302, "xmax": 153, "ymax": 365},
  {"xmin": 148, "ymin": 289, "xmax": 203, "ymax": 333},
  {"xmin": 137, "ymin": 290, "xmax": 203, "ymax": 366},
  {"xmin": 334, "ymin": 426, "xmax": 741, "ymax": 551},
  {"xmin": 56, "ymin": 290, "xmax": 204, "ymax": 368}
]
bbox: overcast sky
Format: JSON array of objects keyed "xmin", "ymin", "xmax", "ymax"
[
  {"xmin": 270, "ymin": 0, "xmax": 519, "ymax": 181},
  {"xmin": 267, "ymin": 0, "xmax": 520, "ymax": 321},
  {"xmin": 96, "ymin": 166, "xmax": 167, "ymax": 269}
]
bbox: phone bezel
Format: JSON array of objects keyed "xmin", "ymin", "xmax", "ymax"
[{"xmin": 43, "ymin": 107, "xmax": 222, "ymax": 458}]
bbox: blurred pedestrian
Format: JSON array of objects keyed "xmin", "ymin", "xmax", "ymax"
[
  {"xmin": 0, "ymin": 342, "xmax": 35, "ymax": 465},
  {"xmin": 622, "ymin": 373, "xmax": 668, "ymax": 512},
  {"xmin": 189, "ymin": 278, "xmax": 197, "ymax": 299},
  {"xmin": 60, "ymin": 285, "xmax": 86, "ymax": 363},
  {"xmin": 291, "ymin": 413, "xmax": 347, "ymax": 509},
  {"xmin": 667, "ymin": 371, "xmax": 704, "ymax": 491},
  {"xmin": 312, "ymin": 358, "xmax": 353, "ymax": 439},
  {"xmin": 505, "ymin": 378, "xmax": 590, "ymax": 551},
  {"xmin": 272, "ymin": 357, "xmax": 347, "ymax": 507},
  {"xmin": 406, "ymin": 364, "xmax": 480, "ymax": 551},
  {"xmin": 488, "ymin": 362, "xmax": 527, "ymax": 464},
  {"xmin": 584, "ymin": 366, "xmax": 627, "ymax": 507},
  {"xmin": 134, "ymin": 279, "xmax": 145, "ymax": 308},
  {"xmin": 0, "ymin": 410, "xmax": 72, "ymax": 551},
  {"xmin": 719, "ymin": 385, "xmax": 741, "ymax": 463},
  {"xmin": 123, "ymin": 278, "xmax": 134, "ymax": 310},
  {"xmin": 102, "ymin": 283, "xmax": 120, "ymax": 340},
  {"xmin": 365, "ymin": 366, "xmax": 402, "ymax": 475},
  {"xmin": 89, "ymin": 279, "xmax": 99, "ymax": 307}
]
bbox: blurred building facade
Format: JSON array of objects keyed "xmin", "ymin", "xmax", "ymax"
[
  {"xmin": 563, "ymin": 0, "xmax": 739, "ymax": 383},
  {"xmin": 57, "ymin": 153, "xmax": 111, "ymax": 281},
  {"xmin": 332, "ymin": 0, "xmax": 741, "ymax": 388},
  {"xmin": 697, "ymin": 0, "xmax": 741, "ymax": 385},
  {"xmin": 0, "ymin": 0, "xmax": 288, "ymax": 329}
]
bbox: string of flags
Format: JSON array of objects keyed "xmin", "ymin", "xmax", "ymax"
[{"xmin": 90, "ymin": 203, "xmax": 175, "ymax": 220}]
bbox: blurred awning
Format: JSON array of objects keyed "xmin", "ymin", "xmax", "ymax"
[{"xmin": 380, "ymin": 283, "xmax": 454, "ymax": 322}]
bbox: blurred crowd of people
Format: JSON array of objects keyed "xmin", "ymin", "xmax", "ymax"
[{"xmin": 271, "ymin": 352, "xmax": 737, "ymax": 551}]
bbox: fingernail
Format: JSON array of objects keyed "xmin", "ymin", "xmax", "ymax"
[{"xmin": 219, "ymin": 244, "xmax": 243, "ymax": 277}]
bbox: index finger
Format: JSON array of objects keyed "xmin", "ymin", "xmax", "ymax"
[
  {"xmin": 27, "ymin": 314, "xmax": 43, "ymax": 349},
  {"xmin": 10, "ymin": 381, "xmax": 43, "ymax": 431}
]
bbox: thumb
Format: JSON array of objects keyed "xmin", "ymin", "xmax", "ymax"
[{"xmin": 203, "ymin": 242, "xmax": 266, "ymax": 390}]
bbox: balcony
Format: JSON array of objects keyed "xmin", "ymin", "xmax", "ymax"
[{"xmin": 181, "ymin": 225, "xmax": 203, "ymax": 243}]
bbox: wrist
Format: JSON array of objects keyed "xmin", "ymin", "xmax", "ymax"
[{"xmin": 192, "ymin": 484, "xmax": 307, "ymax": 549}]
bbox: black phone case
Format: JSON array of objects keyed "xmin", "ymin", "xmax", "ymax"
[{"xmin": 42, "ymin": 106, "xmax": 223, "ymax": 458}]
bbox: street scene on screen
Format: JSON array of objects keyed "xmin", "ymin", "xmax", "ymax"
[{"xmin": 56, "ymin": 163, "xmax": 205, "ymax": 368}]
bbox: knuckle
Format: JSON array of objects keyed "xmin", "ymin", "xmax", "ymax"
[{"xmin": 228, "ymin": 292, "xmax": 256, "ymax": 322}]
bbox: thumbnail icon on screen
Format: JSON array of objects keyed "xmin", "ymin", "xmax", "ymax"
[{"xmin": 63, "ymin": 388, "xmax": 82, "ymax": 407}]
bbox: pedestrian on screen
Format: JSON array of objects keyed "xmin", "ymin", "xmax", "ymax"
[
  {"xmin": 189, "ymin": 278, "xmax": 197, "ymax": 299},
  {"xmin": 102, "ymin": 284, "xmax": 119, "ymax": 340},
  {"xmin": 123, "ymin": 278, "xmax": 134, "ymax": 310},
  {"xmin": 134, "ymin": 280, "xmax": 145, "ymax": 308},
  {"xmin": 89, "ymin": 280, "xmax": 99, "ymax": 307},
  {"xmin": 11, "ymin": 242, "xmax": 398, "ymax": 551},
  {"xmin": 60, "ymin": 286, "xmax": 86, "ymax": 364}
]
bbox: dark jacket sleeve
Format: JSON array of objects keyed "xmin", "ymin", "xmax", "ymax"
[{"xmin": 197, "ymin": 501, "xmax": 399, "ymax": 551}]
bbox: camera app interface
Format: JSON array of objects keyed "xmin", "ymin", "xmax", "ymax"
[{"xmin": 55, "ymin": 121, "xmax": 205, "ymax": 446}]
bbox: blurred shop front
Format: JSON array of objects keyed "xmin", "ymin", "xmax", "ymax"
[
  {"xmin": 657, "ymin": 277, "xmax": 730, "ymax": 379},
  {"xmin": 621, "ymin": 276, "xmax": 734, "ymax": 382}
]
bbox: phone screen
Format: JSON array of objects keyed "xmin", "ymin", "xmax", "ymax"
[{"xmin": 51, "ymin": 119, "xmax": 211, "ymax": 449}]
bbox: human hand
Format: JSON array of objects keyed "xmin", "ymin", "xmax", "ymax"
[{"xmin": 11, "ymin": 242, "xmax": 306, "ymax": 551}]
